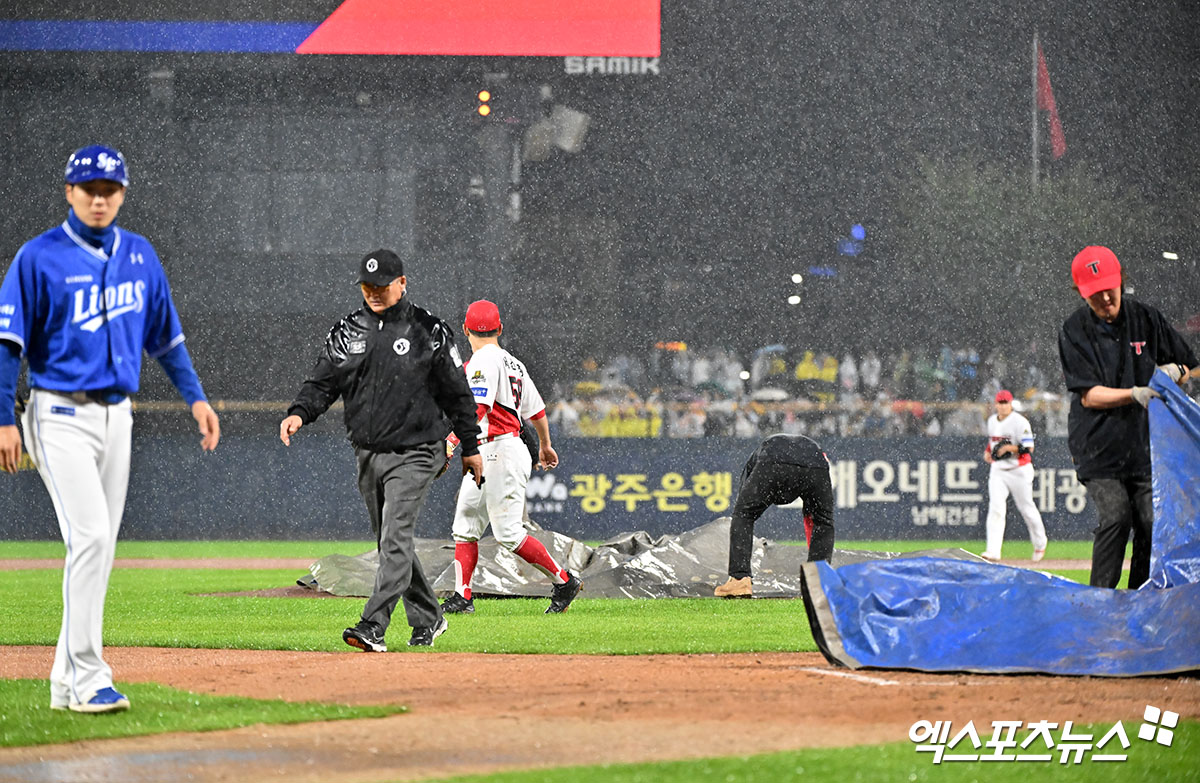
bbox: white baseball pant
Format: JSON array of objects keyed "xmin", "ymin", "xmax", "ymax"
[
  {"xmin": 452, "ymin": 434, "xmax": 532, "ymax": 550},
  {"xmin": 984, "ymin": 463, "xmax": 1048, "ymax": 559},
  {"xmin": 22, "ymin": 389, "xmax": 132, "ymax": 708}
]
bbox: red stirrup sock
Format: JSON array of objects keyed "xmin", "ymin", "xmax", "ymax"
[
  {"xmin": 454, "ymin": 541, "xmax": 479, "ymax": 600},
  {"xmin": 514, "ymin": 535, "xmax": 569, "ymax": 584}
]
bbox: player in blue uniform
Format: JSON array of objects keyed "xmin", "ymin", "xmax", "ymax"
[{"xmin": 0, "ymin": 145, "xmax": 220, "ymax": 713}]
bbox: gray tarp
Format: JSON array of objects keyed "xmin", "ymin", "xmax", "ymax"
[{"xmin": 297, "ymin": 517, "xmax": 979, "ymax": 599}]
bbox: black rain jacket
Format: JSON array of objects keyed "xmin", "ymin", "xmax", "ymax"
[
  {"xmin": 741, "ymin": 434, "xmax": 829, "ymax": 483},
  {"xmin": 1058, "ymin": 297, "xmax": 1197, "ymax": 479},
  {"xmin": 288, "ymin": 297, "xmax": 481, "ymax": 456}
]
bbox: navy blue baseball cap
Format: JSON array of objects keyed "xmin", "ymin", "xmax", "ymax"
[{"xmin": 64, "ymin": 145, "xmax": 129, "ymax": 187}]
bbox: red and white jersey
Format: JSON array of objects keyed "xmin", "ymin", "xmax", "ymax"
[
  {"xmin": 986, "ymin": 411, "xmax": 1034, "ymax": 470},
  {"xmin": 464, "ymin": 343, "xmax": 546, "ymax": 439}
]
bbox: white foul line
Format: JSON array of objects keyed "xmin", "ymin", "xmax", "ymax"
[
  {"xmin": 793, "ymin": 667, "xmax": 901, "ymax": 686},
  {"xmin": 793, "ymin": 667, "xmax": 960, "ymax": 687}
]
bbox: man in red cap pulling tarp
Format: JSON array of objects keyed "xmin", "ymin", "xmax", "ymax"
[{"xmin": 1058, "ymin": 245, "xmax": 1197, "ymax": 589}]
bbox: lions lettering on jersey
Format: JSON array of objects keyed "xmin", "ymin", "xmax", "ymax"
[
  {"xmin": 72, "ymin": 281, "xmax": 147, "ymax": 332},
  {"xmin": 0, "ymin": 221, "xmax": 186, "ymax": 395}
]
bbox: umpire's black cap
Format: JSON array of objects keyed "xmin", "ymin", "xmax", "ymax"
[{"xmin": 356, "ymin": 249, "xmax": 404, "ymax": 286}]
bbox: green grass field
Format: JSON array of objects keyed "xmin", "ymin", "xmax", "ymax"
[
  {"xmin": 0, "ymin": 539, "xmax": 1157, "ymax": 782},
  {"xmin": 1, "ymin": 566, "xmax": 831, "ymax": 653},
  {"xmin": 0, "ymin": 538, "xmax": 1100, "ymax": 653},
  {"xmin": 0, "ymin": 679, "xmax": 405, "ymax": 747},
  {"xmin": 429, "ymin": 726, "xmax": 1198, "ymax": 783}
]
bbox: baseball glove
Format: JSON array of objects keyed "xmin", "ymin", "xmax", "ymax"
[
  {"xmin": 990, "ymin": 439, "xmax": 1013, "ymax": 461},
  {"xmin": 435, "ymin": 438, "xmax": 456, "ymax": 478},
  {"xmin": 520, "ymin": 420, "xmax": 539, "ymax": 464}
]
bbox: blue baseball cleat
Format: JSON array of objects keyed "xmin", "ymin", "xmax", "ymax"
[{"xmin": 68, "ymin": 687, "xmax": 131, "ymax": 714}]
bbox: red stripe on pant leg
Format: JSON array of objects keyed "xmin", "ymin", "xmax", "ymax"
[
  {"xmin": 514, "ymin": 535, "xmax": 567, "ymax": 583},
  {"xmin": 455, "ymin": 541, "xmax": 479, "ymax": 599}
]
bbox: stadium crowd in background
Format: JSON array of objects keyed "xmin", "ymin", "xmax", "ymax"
[{"xmin": 545, "ymin": 342, "xmax": 1070, "ymax": 440}]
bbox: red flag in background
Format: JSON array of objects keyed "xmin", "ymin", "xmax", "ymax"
[{"xmin": 1036, "ymin": 43, "xmax": 1067, "ymax": 159}]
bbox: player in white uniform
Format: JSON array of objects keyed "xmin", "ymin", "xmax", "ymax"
[
  {"xmin": 0, "ymin": 146, "xmax": 220, "ymax": 713},
  {"xmin": 441, "ymin": 300, "xmax": 582, "ymax": 614},
  {"xmin": 981, "ymin": 389, "xmax": 1047, "ymax": 563}
]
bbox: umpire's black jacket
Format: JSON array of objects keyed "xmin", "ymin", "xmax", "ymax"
[{"xmin": 288, "ymin": 297, "xmax": 481, "ymax": 456}]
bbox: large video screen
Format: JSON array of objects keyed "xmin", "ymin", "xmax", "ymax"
[{"xmin": 0, "ymin": 0, "xmax": 660, "ymax": 56}]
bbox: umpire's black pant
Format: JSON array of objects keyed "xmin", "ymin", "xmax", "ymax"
[
  {"xmin": 355, "ymin": 443, "xmax": 442, "ymax": 632},
  {"xmin": 728, "ymin": 461, "xmax": 835, "ymax": 579},
  {"xmin": 1084, "ymin": 476, "xmax": 1154, "ymax": 589}
]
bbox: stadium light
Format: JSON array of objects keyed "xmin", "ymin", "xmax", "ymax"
[
  {"xmin": 791, "ymin": 273, "xmax": 803, "ymax": 284},
  {"xmin": 787, "ymin": 295, "xmax": 801, "ymax": 305},
  {"xmin": 476, "ymin": 89, "xmax": 492, "ymax": 116},
  {"xmin": 1162, "ymin": 251, "xmax": 1179, "ymax": 260}
]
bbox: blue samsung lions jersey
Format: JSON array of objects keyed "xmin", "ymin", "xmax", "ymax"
[{"xmin": 0, "ymin": 221, "xmax": 185, "ymax": 394}]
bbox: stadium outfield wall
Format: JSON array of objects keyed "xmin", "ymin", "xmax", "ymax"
[{"xmin": 0, "ymin": 434, "xmax": 1095, "ymax": 541}]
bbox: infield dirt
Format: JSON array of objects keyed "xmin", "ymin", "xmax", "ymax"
[
  {"xmin": 0, "ymin": 556, "xmax": 1193, "ymax": 782},
  {"xmin": 2, "ymin": 645, "xmax": 1198, "ymax": 783}
]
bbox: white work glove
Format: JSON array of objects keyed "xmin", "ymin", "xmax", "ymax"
[
  {"xmin": 1131, "ymin": 386, "xmax": 1161, "ymax": 408},
  {"xmin": 1156, "ymin": 363, "xmax": 1188, "ymax": 384}
]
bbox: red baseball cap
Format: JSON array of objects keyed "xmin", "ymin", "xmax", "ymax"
[
  {"xmin": 995, "ymin": 389, "xmax": 1013, "ymax": 403},
  {"xmin": 1071, "ymin": 246, "xmax": 1122, "ymax": 298},
  {"xmin": 464, "ymin": 300, "xmax": 501, "ymax": 332}
]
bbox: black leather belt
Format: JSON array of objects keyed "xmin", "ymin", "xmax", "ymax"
[{"xmin": 37, "ymin": 389, "xmax": 128, "ymax": 405}]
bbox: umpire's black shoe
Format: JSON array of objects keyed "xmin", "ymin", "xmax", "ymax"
[
  {"xmin": 343, "ymin": 621, "xmax": 386, "ymax": 653},
  {"xmin": 408, "ymin": 616, "xmax": 449, "ymax": 647},
  {"xmin": 545, "ymin": 574, "xmax": 583, "ymax": 614},
  {"xmin": 441, "ymin": 593, "xmax": 475, "ymax": 614}
]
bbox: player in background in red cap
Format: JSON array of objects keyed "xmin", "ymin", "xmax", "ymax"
[
  {"xmin": 1058, "ymin": 246, "xmax": 1197, "ymax": 588},
  {"xmin": 981, "ymin": 389, "xmax": 1047, "ymax": 563},
  {"xmin": 442, "ymin": 300, "xmax": 583, "ymax": 615}
]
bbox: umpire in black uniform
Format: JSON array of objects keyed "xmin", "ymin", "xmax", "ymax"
[
  {"xmin": 280, "ymin": 249, "xmax": 482, "ymax": 650},
  {"xmin": 715, "ymin": 434, "xmax": 835, "ymax": 597},
  {"xmin": 1058, "ymin": 245, "xmax": 1197, "ymax": 590}
]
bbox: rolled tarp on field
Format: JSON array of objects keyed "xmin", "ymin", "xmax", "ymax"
[
  {"xmin": 801, "ymin": 369, "xmax": 1200, "ymax": 676},
  {"xmin": 298, "ymin": 516, "xmax": 982, "ymax": 599}
]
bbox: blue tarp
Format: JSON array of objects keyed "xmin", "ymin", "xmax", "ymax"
[{"xmin": 801, "ymin": 369, "xmax": 1200, "ymax": 676}]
